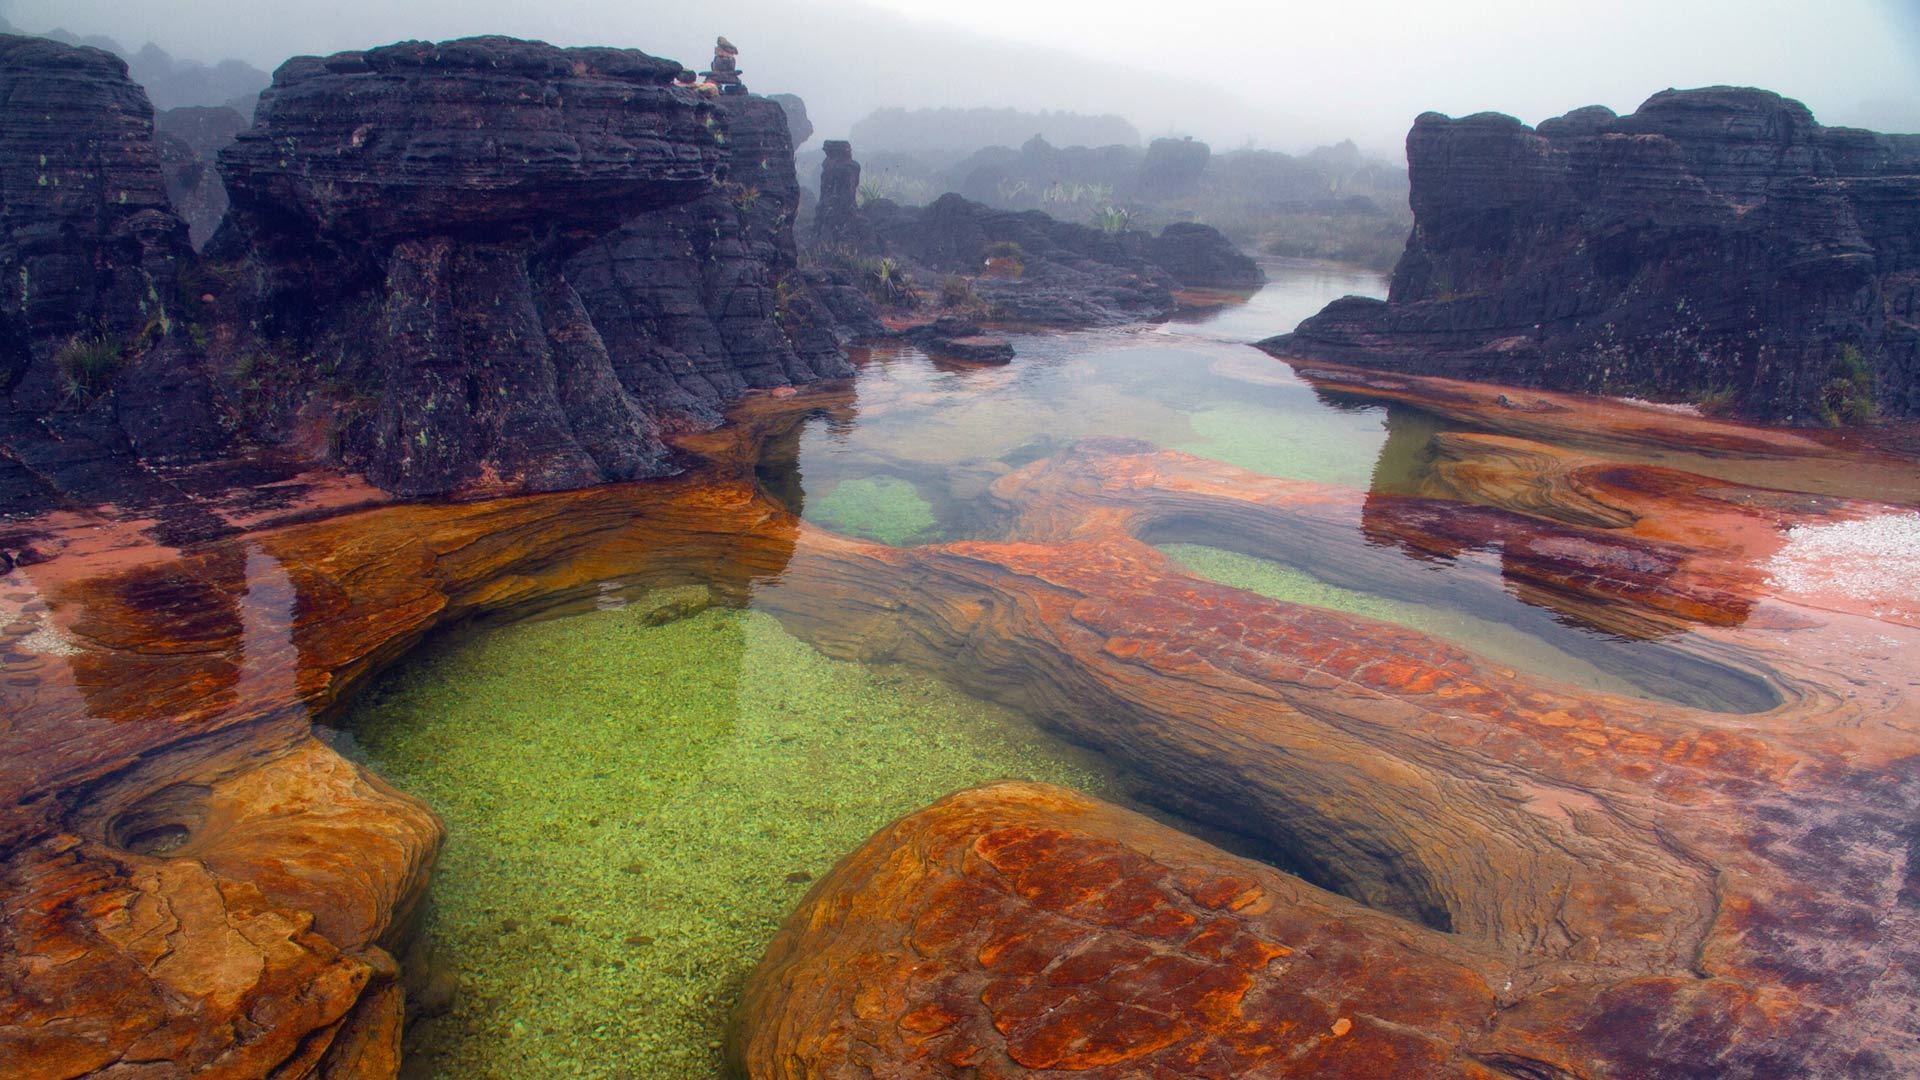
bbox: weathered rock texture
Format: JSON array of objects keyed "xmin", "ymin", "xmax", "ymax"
[
  {"xmin": 566, "ymin": 90, "xmax": 855, "ymax": 429},
  {"xmin": 4, "ymin": 380, "xmax": 1919, "ymax": 1077},
  {"xmin": 734, "ymin": 430, "xmax": 1920, "ymax": 1078},
  {"xmin": 0, "ymin": 35, "xmax": 227, "ymax": 517},
  {"xmin": 1265, "ymin": 87, "xmax": 1920, "ymax": 421},
  {"xmin": 812, "ymin": 139, "xmax": 874, "ymax": 253},
  {"xmin": 207, "ymin": 37, "xmax": 868, "ymax": 499},
  {"xmin": 212, "ymin": 37, "xmax": 724, "ymax": 497}
]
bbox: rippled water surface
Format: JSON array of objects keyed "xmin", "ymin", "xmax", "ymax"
[{"xmin": 344, "ymin": 260, "xmax": 1765, "ymax": 1078}]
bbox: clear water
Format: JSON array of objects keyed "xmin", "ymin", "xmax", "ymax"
[{"xmin": 345, "ymin": 259, "xmax": 1767, "ymax": 1077}]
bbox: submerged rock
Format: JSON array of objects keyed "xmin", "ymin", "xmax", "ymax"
[{"xmin": 1265, "ymin": 87, "xmax": 1920, "ymax": 422}]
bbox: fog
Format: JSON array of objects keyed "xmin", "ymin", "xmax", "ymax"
[{"xmin": 8, "ymin": 0, "xmax": 1917, "ymax": 155}]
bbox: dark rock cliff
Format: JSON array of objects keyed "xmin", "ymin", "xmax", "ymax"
[
  {"xmin": 213, "ymin": 36, "xmax": 725, "ymax": 498},
  {"xmin": 1264, "ymin": 87, "xmax": 1920, "ymax": 422},
  {"xmin": 0, "ymin": 35, "xmax": 226, "ymax": 515},
  {"xmin": 205, "ymin": 36, "xmax": 870, "ymax": 499},
  {"xmin": 565, "ymin": 91, "xmax": 858, "ymax": 428}
]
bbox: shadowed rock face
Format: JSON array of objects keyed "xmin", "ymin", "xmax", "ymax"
[
  {"xmin": 1265, "ymin": 87, "xmax": 1920, "ymax": 422},
  {"xmin": 0, "ymin": 36, "xmax": 190, "ymax": 394},
  {"xmin": 566, "ymin": 93, "xmax": 856, "ymax": 429},
  {"xmin": 212, "ymin": 38, "xmax": 724, "ymax": 497},
  {"xmin": 0, "ymin": 35, "xmax": 227, "ymax": 517},
  {"xmin": 212, "ymin": 37, "xmax": 868, "ymax": 499},
  {"xmin": 1149, "ymin": 221, "xmax": 1267, "ymax": 289}
]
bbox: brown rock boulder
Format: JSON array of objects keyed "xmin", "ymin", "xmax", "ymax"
[{"xmin": 733, "ymin": 781, "xmax": 1505, "ymax": 1078}]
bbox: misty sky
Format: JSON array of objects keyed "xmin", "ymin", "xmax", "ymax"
[{"xmin": 9, "ymin": 0, "xmax": 1918, "ymax": 156}]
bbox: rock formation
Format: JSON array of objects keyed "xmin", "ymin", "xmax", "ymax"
[
  {"xmin": 212, "ymin": 37, "xmax": 724, "ymax": 498},
  {"xmin": 565, "ymin": 78, "xmax": 860, "ymax": 429},
  {"xmin": 1264, "ymin": 87, "xmax": 1920, "ymax": 422},
  {"xmin": 209, "ymin": 36, "xmax": 867, "ymax": 499},
  {"xmin": 154, "ymin": 105, "xmax": 246, "ymax": 248},
  {"xmin": 1148, "ymin": 221, "xmax": 1267, "ymax": 289},
  {"xmin": 767, "ymin": 93, "xmax": 813, "ymax": 148},
  {"xmin": 812, "ymin": 139, "xmax": 875, "ymax": 253},
  {"xmin": 861, "ymin": 190, "xmax": 1180, "ymax": 324},
  {"xmin": 0, "ymin": 35, "xmax": 226, "ymax": 517}
]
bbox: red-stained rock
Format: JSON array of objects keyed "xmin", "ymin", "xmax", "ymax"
[{"xmin": 733, "ymin": 782, "xmax": 1505, "ymax": 1079}]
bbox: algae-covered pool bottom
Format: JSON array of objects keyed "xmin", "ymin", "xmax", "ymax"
[{"xmin": 343, "ymin": 593, "xmax": 1135, "ymax": 1080}]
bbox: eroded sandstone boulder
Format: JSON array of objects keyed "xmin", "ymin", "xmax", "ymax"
[
  {"xmin": 214, "ymin": 36, "xmax": 724, "ymax": 497},
  {"xmin": 732, "ymin": 782, "xmax": 1503, "ymax": 1078},
  {"xmin": 1264, "ymin": 87, "xmax": 1920, "ymax": 422},
  {"xmin": 1148, "ymin": 221, "xmax": 1267, "ymax": 289}
]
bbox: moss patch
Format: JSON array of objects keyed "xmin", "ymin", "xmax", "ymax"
[
  {"xmin": 346, "ymin": 600, "xmax": 1124, "ymax": 1079},
  {"xmin": 807, "ymin": 475, "xmax": 941, "ymax": 545}
]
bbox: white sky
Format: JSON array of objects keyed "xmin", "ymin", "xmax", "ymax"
[{"xmin": 10, "ymin": 0, "xmax": 1918, "ymax": 155}]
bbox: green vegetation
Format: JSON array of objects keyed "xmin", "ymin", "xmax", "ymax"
[
  {"xmin": 1816, "ymin": 344, "xmax": 1877, "ymax": 426},
  {"xmin": 938, "ymin": 274, "xmax": 980, "ymax": 311},
  {"xmin": 808, "ymin": 475, "xmax": 941, "ymax": 545},
  {"xmin": 53, "ymin": 333, "xmax": 128, "ymax": 402},
  {"xmin": 347, "ymin": 601, "xmax": 1125, "ymax": 1079},
  {"xmin": 1091, "ymin": 203, "xmax": 1133, "ymax": 234},
  {"xmin": 1172, "ymin": 402, "xmax": 1383, "ymax": 487},
  {"xmin": 1693, "ymin": 385, "xmax": 1738, "ymax": 416}
]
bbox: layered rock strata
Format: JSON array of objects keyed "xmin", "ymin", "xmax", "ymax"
[
  {"xmin": 1264, "ymin": 87, "xmax": 1920, "ymax": 422},
  {"xmin": 0, "ymin": 35, "xmax": 227, "ymax": 517},
  {"xmin": 565, "ymin": 83, "xmax": 858, "ymax": 429},
  {"xmin": 212, "ymin": 37, "xmax": 725, "ymax": 497}
]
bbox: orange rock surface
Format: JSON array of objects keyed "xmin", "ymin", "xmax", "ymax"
[{"xmin": 1, "ymin": 377, "xmax": 1916, "ymax": 1077}]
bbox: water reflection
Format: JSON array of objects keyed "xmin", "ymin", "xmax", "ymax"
[{"xmin": 749, "ymin": 260, "xmax": 1769, "ymax": 710}]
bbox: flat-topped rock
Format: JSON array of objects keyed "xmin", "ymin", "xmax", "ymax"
[
  {"xmin": 1265, "ymin": 86, "xmax": 1920, "ymax": 422},
  {"xmin": 221, "ymin": 36, "xmax": 714, "ymax": 239}
]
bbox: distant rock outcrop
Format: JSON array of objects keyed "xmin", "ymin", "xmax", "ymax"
[
  {"xmin": 1264, "ymin": 87, "xmax": 1920, "ymax": 422},
  {"xmin": 155, "ymin": 105, "xmax": 246, "ymax": 248},
  {"xmin": 1148, "ymin": 221, "xmax": 1266, "ymax": 289}
]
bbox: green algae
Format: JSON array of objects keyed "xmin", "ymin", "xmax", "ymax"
[
  {"xmin": 345, "ymin": 597, "xmax": 1127, "ymax": 1079},
  {"xmin": 1171, "ymin": 402, "xmax": 1385, "ymax": 487},
  {"xmin": 1154, "ymin": 542, "xmax": 1651, "ymax": 700},
  {"xmin": 806, "ymin": 475, "xmax": 942, "ymax": 545}
]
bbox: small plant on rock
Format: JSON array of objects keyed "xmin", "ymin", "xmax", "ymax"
[
  {"xmin": 54, "ymin": 333, "xmax": 128, "ymax": 403},
  {"xmin": 1816, "ymin": 344, "xmax": 1877, "ymax": 426},
  {"xmin": 1092, "ymin": 204, "xmax": 1132, "ymax": 234}
]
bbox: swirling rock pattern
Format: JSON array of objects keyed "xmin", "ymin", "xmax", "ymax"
[
  {"xmin": 1264, "ymin": 87, "xmax": 1920, "ymax": 422},
  {"xmin": 2, "ymin": 378, "xmax": 1917, "ymax": 1076}
]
